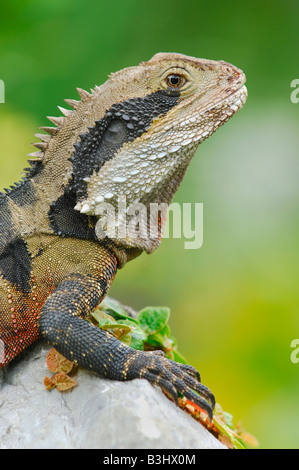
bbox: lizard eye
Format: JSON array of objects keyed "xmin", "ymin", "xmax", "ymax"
[{"xmin": 165, "ymin": 74, "xmax": 186, "ymax": 90}]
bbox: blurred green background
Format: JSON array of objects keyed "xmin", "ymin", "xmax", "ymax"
[{"xmin": 0, "ymin": 0, "xmax": 298, "ymax": 449}]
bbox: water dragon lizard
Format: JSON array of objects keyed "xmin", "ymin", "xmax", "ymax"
[{"xmin": 0, "ymin": 53, "xmax": 247, "ymax": 419}]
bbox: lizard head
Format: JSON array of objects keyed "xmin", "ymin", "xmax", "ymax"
[{"xmin": 36, "ymin": 53, "xmax": 247, "ymax": 254}]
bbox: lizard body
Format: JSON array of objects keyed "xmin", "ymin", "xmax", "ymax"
[{"xmin": 0, "ymin": 53, "xmax": 247, "ymax": 418}]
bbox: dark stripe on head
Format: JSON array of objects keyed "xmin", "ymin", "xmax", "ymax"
[{"xmin": 69, "ymin": 90, "xmax": 179, "ymax": 199}]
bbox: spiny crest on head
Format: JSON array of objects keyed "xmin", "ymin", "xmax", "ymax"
[{"xmin": 26, "ymin": 87, "xmax": 91, "ymax": 170}]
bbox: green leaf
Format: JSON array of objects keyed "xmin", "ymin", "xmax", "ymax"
[
  {"xmin": 116, "ymin": 318, "xmax": 140, "ymax": 328},
  {"xmin": 158, "ymin": 323, "xmax": 171, "ymax": 338},
  {"xmin": 137, "ymin": 307, "xmax": 170, "ymax": 335},
  {"xmin": 91, "ymin": 310, "xmax": 118, "ymax": 327},
  {"xmin": 223, "ymin": 411, "xmax": 234, "ymax": 428},
  {"xmin": 130, "ymin": 332, "xmax": 146, "ymax": 350},
  {"xmin": 101, "ymin": 323, "xmax": 131, "ymax": 333},
  {"xmin": 212, "ymin": 416, "xmax": 245, "ymax": 449},
  {"xmin": 90, "ymin": 310, "xmax": 132, "ymax": 342},
  {"xmin": 100, "ymin": 297, "xmax": 139, "ymax": 324},
  {"xmin": 118, "ymin": 319, "xmax": 147, "ymax": 350},
  {"xmin": 117, "ymin": 331, "xmax": 132, "ymax": 346}
]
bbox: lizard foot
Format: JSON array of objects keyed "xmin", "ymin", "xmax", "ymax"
[{"xmin": 126, "ymin": 349, "xmax": 215, "ymax": 421}]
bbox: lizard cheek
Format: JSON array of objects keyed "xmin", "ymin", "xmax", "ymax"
[{"xmin": 103, "ymin": 119, "xmax": 127, "ymax": 147}]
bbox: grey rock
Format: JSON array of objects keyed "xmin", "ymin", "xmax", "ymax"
[{"xmin": 0, "ymin": 342, "xmax": 225, "ymax": 449}]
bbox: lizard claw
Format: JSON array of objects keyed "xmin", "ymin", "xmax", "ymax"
[{"xmin": 126, "ymin": 350, "xmax": 215, "ymax": 421}]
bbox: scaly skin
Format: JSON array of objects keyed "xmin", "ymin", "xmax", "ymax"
[{"xmin": 0, "ymin": 53, "xmax": 247, "ymax": 419}]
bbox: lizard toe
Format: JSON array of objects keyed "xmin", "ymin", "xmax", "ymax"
[{"xmin": 132, "ymin": 351, "xmax": 214, "ymax": 420}]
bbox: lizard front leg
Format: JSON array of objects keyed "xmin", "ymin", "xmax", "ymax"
[{"xmin": 38, "ymin": 272, "xmax": 215, "ymax": 419}]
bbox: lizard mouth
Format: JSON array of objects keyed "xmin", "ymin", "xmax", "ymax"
[
  {"xmin": 203, "ymin": 83, "xmax": 248, "ymax": 120},
  {"xmin": 193, "ymin": 83, "xmax": 247, "ymax": 132},
  {"xmin": 195, "ymin": 84, "xmax": 248, "ymax": 143},
  {"xmin": 171, "ymin": 84, "xmax": 248, "ymax": 145},
  {"xmin": 220, "ymin": 84, "xmax": 248, "ymax": 114},
  {"xmin": 213, "ymin": 83, "xmax": 248, "ymax": 127}
]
